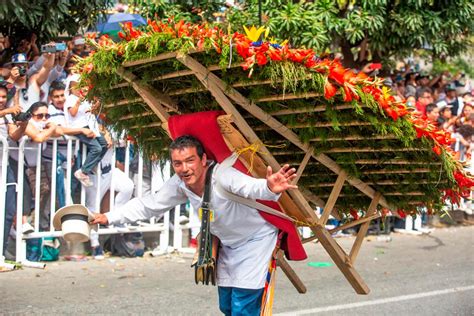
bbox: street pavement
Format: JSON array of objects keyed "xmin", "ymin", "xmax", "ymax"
[{"xmin": 1, "ymin": 226, "xmax": 473, "ymax": 315}]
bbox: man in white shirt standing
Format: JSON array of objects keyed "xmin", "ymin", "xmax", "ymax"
[{"xmin": 92, "ymin": 135, "xmax": 297, "ymax": 315}]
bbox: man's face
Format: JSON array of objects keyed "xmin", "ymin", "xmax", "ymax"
[
  {"xmin": 418, "ymin": 92, "xmax": 433, "ymax": 106},
  {"xmin": 427, "ymin": 108, "xmax": 440, "ymax": 122},
  {"xmin": 447, "ymin": 90, "xmax": 457, "ymax": 99},
  {"xmin": 50, "ymin": 89, "xmax": 66, "ymax": 109},
  {"xmin": 171, "ymin": 146, "xmax": 207, "ymax": 189},
  {"xmin": 0, "ymin": 88, "xmax": 7, "ymax": 109}
]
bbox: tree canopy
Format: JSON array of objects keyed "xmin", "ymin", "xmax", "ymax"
[
  {"xmin": 0, "ymin": 0, "xmax": 113, "ymax": 43},
  {"xmin": 227, "ymin": 0, "xmax": 474, "ymax": 68}
]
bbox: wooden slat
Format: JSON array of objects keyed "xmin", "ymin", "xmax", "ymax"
[
  {"xmin": 323, "ymin": 147, "xmax": 428, "ymax": 153},
  {"xmin": 306, "ymin": 180, "xmax": 446, "ymax": 187},
  {"xmin": 318, "ymin": 192, "xmax": 425, "ymax": 198},
  {"xmin": 253, "ymin": 121, "xmax": 372, "ymax": 130},
  {"xmin": 122, "ymin": 51, "xmax": 180, "ymax": 67},
  {"xmin": 256, "ymin": 92, "xmax": 321, "ymax": 102},
  {"xmin": 270, "ymin": 104, "xmax": 355, "ymax": 116},
  {"xmin": 293, "ymin": 150, "xmax": 312, "ymax": 185},
  {"xmin": 319, "ymin": 171, "xmax": 346, "ymax": 225},
  {"xmin": 119, "ymin": 112, "xmax": 156, "ymax": 121},
  {"xmin": 349, "ymin": 193, "xmax": 381, "ymax": 263},
  {"xmin": 115, "ymin": 67, "xmax": 173, "ymax": 126},
  {"xmin": 310, "ymin": 135, "xmax": 398, "ymax": 142},
  {"xmin": 302, "ymin": 213, "xmax": 380, "ymax": 244},
  {"xmin": 104, "ymin": 97, "xmax": 143, "ymax": 108}
]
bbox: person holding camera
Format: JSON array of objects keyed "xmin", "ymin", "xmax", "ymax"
[
  {"xmin": 0, "ymin": 83, "xmax": 23, "ymax": 255},
  {"xmin": 10, "ymin": 51, "xmax": 54, "ymax": 112}
]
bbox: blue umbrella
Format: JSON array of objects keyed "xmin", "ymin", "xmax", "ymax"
[{"xmin": 96, "ymin": 13, "xmax": 147, "ymax": 34}]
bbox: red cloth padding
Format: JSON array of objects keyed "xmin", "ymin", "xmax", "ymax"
[{"xmin": 168, "ymin": 111, "xmax": 307, "ymax": 261}]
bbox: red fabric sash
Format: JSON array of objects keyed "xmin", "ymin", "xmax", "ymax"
[{"xmin": 168, "ymin": 111, "xmax": 307, "ymax": 261}]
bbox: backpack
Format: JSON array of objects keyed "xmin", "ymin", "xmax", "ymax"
[
  {"xmin": 26, "ymin": 237, "xmax": 61, "ymax": 262},
  {"xmin": 106, "ymin": 233, "xmax": 145, "ymax": 257}
]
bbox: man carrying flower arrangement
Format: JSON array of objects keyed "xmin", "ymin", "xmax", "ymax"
[{"xmin": 92, "ymin": 135, "xmax": 299, "ymax": 315}]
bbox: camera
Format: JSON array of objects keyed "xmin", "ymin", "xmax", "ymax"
[
  {"xmin": 12, "ymin": 112, "xmax": 32, "ymax": 122},
  {"xmin": 18, "ymin": 65, "xmax": 27, "ymax": 76},
  {"xmin": 41, "ymin": 43, "xmax": 67, "ymax": 53}
]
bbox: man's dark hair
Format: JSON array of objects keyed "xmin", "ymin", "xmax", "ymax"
[
  {"xmin": 28, "ymin": 101, "xmax": 48, "ymax": 113},
  {"xmin": 49, "ymin": 81, "xmax": 66, "ymax": 94},
  {"xmin": 416, "ymin": 87, "xmax": 432, "ymax": 100},
  {"xmin": 169, "ymin": 135, "xmax": 205, "ymax": 159},
  {"xmin": 425, "ymin": 103, "xmax": 437, "ymax": 114}
]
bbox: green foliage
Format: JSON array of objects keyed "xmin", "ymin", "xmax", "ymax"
[
  {"xmin": 126, "ymin": 0, "xmax": 224, "ymax": 22},
  {"xmin": 226, "ymin": 0, "xmax": 474, "ymax": 68},
  {"xmin": 0, "ymin": 0, "xmax": 113, "ymax": 41}
]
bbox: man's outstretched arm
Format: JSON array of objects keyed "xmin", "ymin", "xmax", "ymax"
[{"xmin": 91, "ymin": 175, "xmax": 188, "ymax": 225}]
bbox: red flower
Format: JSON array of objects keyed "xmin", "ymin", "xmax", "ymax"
[
  {"xmin": 432, "ymin": 145, "xmax": 442, "ymax": 155},
  {"xmin": 324, "ymin": 81, "xmax": 337, "ymax": 99},
  {"xmin": 256, "ymin": 52, "xmax": 268, "ymax": 66}
]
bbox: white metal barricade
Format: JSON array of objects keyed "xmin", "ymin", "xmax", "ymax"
[
  {"xmin": 0, "ymin": 135, "xmax": 15, "ymax": 270},
  {"xmin": 9, "ymin": 136, "xmax": 178, "ymax": 266}
]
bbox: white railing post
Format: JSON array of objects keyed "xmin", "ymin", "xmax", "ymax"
[
  {"xmin": 109, "ymin": 144, "xmax": 116, "ymax": 212},
  {"xmin": 50, "ymin": 139, "xmax": 58, "ymax": 231},
  {"xmin": 15, "ymin": 137, "xmax": 27, "ymax": 263},
  {"xmin": 33, "ymin": 142, "xmax": 42, "ymax": 232},
  {"xmin": 0, "ymin": 135, "xmax": 15, "ymax": 270}
]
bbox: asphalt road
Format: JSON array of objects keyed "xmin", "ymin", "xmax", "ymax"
[{"xmin": 1, "ymin": 226, "xmax": 473, "ymax": 315}]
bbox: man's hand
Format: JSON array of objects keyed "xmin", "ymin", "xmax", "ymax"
[
  {"xmin": 10, "ymin": 67, "xmax": 20, "ymax": 82},
  {"xmin": 81, "ymin": 128, "xmax": 96, "ymax": 138},
  {"xmin": 266, "ymin": 164, "xmax": 298, "ymax": 194},
  {"xmin": 90, "ymin": 213, "xmax": 108, "ymax": 225}
]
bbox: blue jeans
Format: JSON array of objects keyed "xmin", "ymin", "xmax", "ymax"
[
  {"xmin": 56, "ymin": 153, "xmax": 67, "ymax": 208},
  {"xmin": 3, "ymin": 164, "xmax": 17, "ymax": 254},
  {"xmin": 76, "ymin": 134, "xmax": 108, "ymax": 174},
  {"xmin": 218, "ymin": 287, "xmax": 264, "ymax": 316}
]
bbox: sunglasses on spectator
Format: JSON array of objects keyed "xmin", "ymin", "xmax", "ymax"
[{"xmin": 32, "ymin": 113, "xmax": 51, "ymax": 119}]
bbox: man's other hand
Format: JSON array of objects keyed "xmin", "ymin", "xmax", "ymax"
[
  {"xmin": 266, "ymin": 164, "xmax": 298, "ymax": 194},
  {"xmin": 90, "ymin": 213, "xmax": 108, "ymax": 225}
]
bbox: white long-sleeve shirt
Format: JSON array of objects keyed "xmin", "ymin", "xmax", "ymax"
[{"xmin": 106, "ymin": 163, "xmax": 279, "ymax": 288}]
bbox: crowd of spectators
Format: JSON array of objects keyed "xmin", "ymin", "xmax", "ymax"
[
  {"xmin": 385, "ymin": 66, "xmax": 473, "ymax": 161},
  {"xmin": 0, "ymin": 33, "xmax": 143, "ymax": 261},
  {"xmin": 1, "ymin": 32, "xmax": 473, "ymax": 262}
]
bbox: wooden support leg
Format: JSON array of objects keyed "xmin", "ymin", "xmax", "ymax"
[
  {"xmin": 350, "ymin": 192, "xmax": 381, "ymax": 263},
  {"xmin": 311, "ymin": 225, "xmax": 370, "ymax": 294},
  {"xmin": 319, "ymin": 171, "xmax": 347, "ymax": 225},
  {"xmin": 276, "ymin": 250, "xmax": 307, "ymax": 294}
]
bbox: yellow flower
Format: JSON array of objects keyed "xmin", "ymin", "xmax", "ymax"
[
  {"xmin": 268, "ymin": 37, "xmax": 289, "ymax": 46},
  {"xmin": 243, "ymin": 25, "xmax": 267, "ymax": 42}
]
